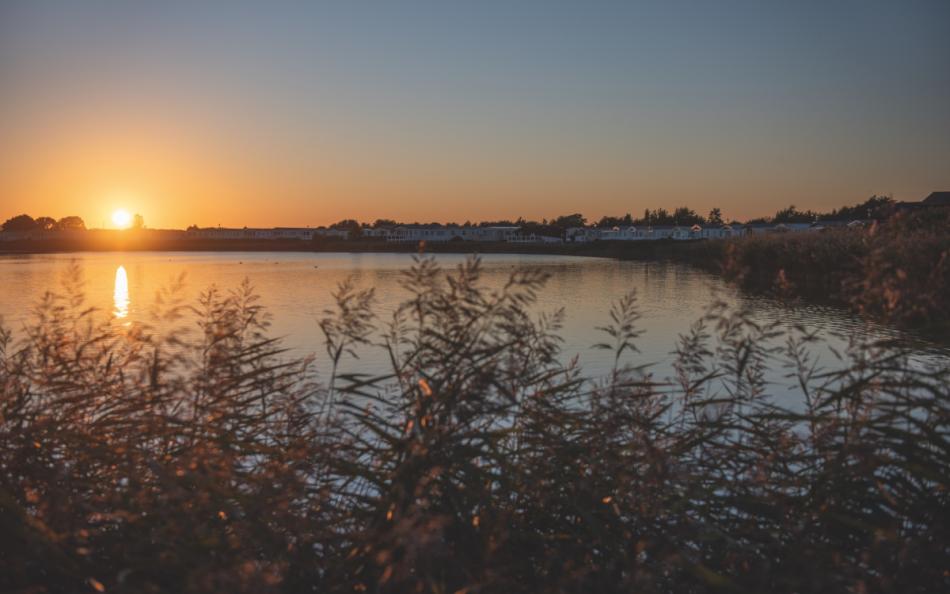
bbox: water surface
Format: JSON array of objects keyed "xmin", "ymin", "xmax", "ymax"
[{"xmin": 1, "ymin": 252, "xmax": 946, "ymax": 405}]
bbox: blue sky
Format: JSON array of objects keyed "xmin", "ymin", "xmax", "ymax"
[{"xmin": 1, "ymin": 0, "xmax": 948, "ymax": 227}]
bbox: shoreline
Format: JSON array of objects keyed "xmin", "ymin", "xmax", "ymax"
[
  {"xmin": 0, "ymin": 237, "xmax": 714, "ymax": 262},
  {"xmin": 3, "ymin": 233, "xmax": 949, "ymax": 345}
]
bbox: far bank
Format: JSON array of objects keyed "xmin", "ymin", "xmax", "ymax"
[
  {"xmin": 3, "ymin": 209, "xmax": 946, "ymax": 335},
  {"xmin": 0, "ymin": 233, "xmax": 712, "ymax": 262}
]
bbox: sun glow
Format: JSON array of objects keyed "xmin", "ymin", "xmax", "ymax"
[{"xmin": 112, "ymin": 209, "xmax": 133, "ymax": 229}]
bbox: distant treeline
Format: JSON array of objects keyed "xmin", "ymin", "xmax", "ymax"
[
  {"xmin": 2, "ymin": 195, "xmax": 896, "ymax": 236},
  {"xmin": 319, "ymin": 195, "xmax": 896, "ymax": 237},
  {"xmin": 0, "ymin": 213, "xmax": 88, "ymax": 231}
]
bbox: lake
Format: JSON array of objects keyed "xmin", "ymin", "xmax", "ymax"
[{"xmin": 1, "ymin": 251, "xmax": 947, "ymax": 406}]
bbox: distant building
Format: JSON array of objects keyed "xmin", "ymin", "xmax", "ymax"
[
  {"xmin": 187, "ymin": 227, "xmax": 316, "ymax": 240},
  {"xmin": 313, "ymin": 227, "xmax": 349, "ymax": 239},
  {"xmin": 565, "ymin": 227, "xmax": 594, "ymax": 242},
  {"xmin": 701, "ymin": 225, "xmax": 741, "ymax": 239},
  {"xmin": 566, "ymin": 225, "xmax": 706, "ymax": 242},
  {"xmin": 894, "ymin": 191, "xmax": 950, "ymax": 212},
  {"xmin": 385, "ymin": 225, "xmax": 520, "ymax": 243},
  {"xmin": 507, "ymin": 233, "xmax": 563, "ymax": 244},
  {"xmin": 387, "ymin": 226, "xmax": 462, "ymax": 242},
  {"xmin": 596, "ymin": 226, "xmax": 648, "ymax": 241},
  {"xmin": 780, "ymin": 223, "xmax": 814, "ymax": 233},
  {"xmin": 361, "ymin": 228, "xmax": 390, "ymax": 239},
  {"xmin": 273, "ymin": 227, "xmax": 317, "ymax": 240},
  {"xmin": 461, "ymin": 226, "xmax": 520, "ymax": 242},
  {"xmin": 923, "ymin": 191, "xmax": 950, "ymax": 206}
]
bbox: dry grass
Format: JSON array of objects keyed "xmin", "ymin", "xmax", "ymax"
[
  {"xmin": 693, "ymin": 209, "xmax": 950, "ymax": 335},
  {"xmin": 1, "ymin": 257, "xmax": 948, "ymax": 593}
]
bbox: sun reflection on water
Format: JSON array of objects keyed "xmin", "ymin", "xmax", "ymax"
[{"xmin": 113, "ymin": 265, "xmax": 129, "ymax": 319}]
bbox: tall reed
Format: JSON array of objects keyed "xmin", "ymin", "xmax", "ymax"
[
  {"xmin": 695, "ymin": 208, "xmax": 950, "ymax": 334},
  {"xmin": 1, "ymin": 257, "xmax": 947, "ymax": 593}
]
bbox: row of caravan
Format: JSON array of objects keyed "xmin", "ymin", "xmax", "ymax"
[
  {"xmin": 564, "ymin": 221, "xmax": 853, "ymax": 242},
  {"xmin": 2, "ymin": 221, "xmax": 860, "ymax": 243}
]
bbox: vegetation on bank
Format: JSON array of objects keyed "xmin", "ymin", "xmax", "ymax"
[
  {"xmin": 688, "ymin": 208, "xmax": 950, "ymax": 334},
  {"xmin": 0, "ymin": 194, "xmax": 897, "ymax": 239},
  {"xmin": 2, "ymin": 257, "xmax": 948, "ymax": 593},
  {"xmin": 307, "ymin": 195, "xmax": 900, "ymax": 237},
  {"xmin": 1, "ymin": 214, "xmax": 87, "ymax": 232},
  {"xmin": 3, "ymin": 201, "xmax": 946, "ymax": 337}
]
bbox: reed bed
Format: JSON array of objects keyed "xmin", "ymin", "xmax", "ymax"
[
  {"xmin": 694, "ymin": 208, "xmax": 950, "ymax": 335},
  {"xmin": 1, "ymin": 257, "xmax": 948, "ymax": 593}
]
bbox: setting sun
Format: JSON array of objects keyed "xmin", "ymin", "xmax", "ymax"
[
  {"xmin": 1, "ymin": 3, "xmax": 949, "ymax": 590},
  {"xmin": 111, "ymin": 209, "xmax": 132, "ymax": 229}
]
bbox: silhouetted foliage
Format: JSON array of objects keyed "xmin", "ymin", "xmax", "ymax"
[
  {"xmin": 772, "ymin": 205, "xmax": 819, "ymax": 224},
  {"xmin": 477, "ymin": 219, "xmax": 517, "ymax": 227},
  {"xmin": 54, "ymin": 216, "xmax": 86, "ymax": 231},
  {"xmin": 698, "ymin": 208, "xmax": 950, "ymax": 333},
  {"xmin": 551, "ymin": 213, "xmax": 587, "ymax": 228},
  {"xmin": 34, "ymin": 216, "xmax": 57, "ymax": 231},
  {"xmin": 2, "ymin": 214, "xmax": 87, "ymax": 233},
  {"xmin": 1, "ymin": 256, "xmax": 948, "ymax": 593},
  {"xmin": 2, "ymin": 214, "xmax": 36, "ymax": 231},
  {"xmin": 331, "ymin": 219, "xmax": 363, "ymax": 239},
  {"xmin": 632, "ymin": 207, "xmax": 704, "ymax": 226},
  {"xmin": 595, "ymin": 214, "xmax": 634, "ymax": 228},
  {"xmin": 820, "ymin": 195, "xmax": 894, "ymax": 221},
  {"xmin": 850, "ymin": 208, "xmax": 950, "ymax": 329},
  {"xmin": 205, "ymin": 195, "xmax": 902, "ymax": 237}
]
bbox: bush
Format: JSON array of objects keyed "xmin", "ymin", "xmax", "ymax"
[
  {"xmin": 851, "ymin": 209, "xmax": 950, "ymax": 330},
  {"xmin": 1, "ymin": 258, "xmax": 948, "ymax": 593},
  {"xmin": 699, "ymin": 210, "xmax": 950, "ymax": 334}
]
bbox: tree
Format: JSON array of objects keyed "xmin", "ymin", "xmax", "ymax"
[
  {"xmin": 772, "ymin": 205, "xmax": 817, "ymax": 224},
  {"xmin": 132, "ymin": 214, "xmax": 145, "ymax": 229},
  {"xmin": 54, "ymin": 216, "xmax": 86, "ymax": 231},
  {"xmin": 331, "ymin": 219, "xmax": 362, "ymax": 239},
  {"xmin": 595, "ymin": 216, "xmax": 622, "ymax": 228},
  {"xmin": 820, "ymin": 195, "xmax": 894, "ymax": 221},
  {"xmin": 552, "ymin": 213, "xmax": 586, "ymax": 229},
  {"xmin": 635, "ymin": 208, "xmax": 671, "ymax": 226},
  {"xmin": 35, "ymin": 216, "xmax": 57, "ymax": 231},
  {"xmin": 594, "ymin": 214, "xmax": 634, "ymax": 228},
  {"xmin": 2, "ymin": 214, "xmax": 36, "ymax": 231},
  {"xmin": 672, "ymin": 206, "xmax": 703, "ymax": 226},
  {"xmin": 707, "ymin": 208, "xmax": 723, "ymax": 225}
]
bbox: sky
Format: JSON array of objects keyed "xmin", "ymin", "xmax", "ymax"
[{"xmin": 1, "ymin": 0, "xmax": 949, "ymax": 229}]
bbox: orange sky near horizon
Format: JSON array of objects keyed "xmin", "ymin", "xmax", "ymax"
[
  {"xmin": 0, "ymin": 83, "xmax": 944, "ymax": 229},
  {"xmin": 2, "ymin": 106, "xmax": 941, "ymax": 229},
  {"xmin": 1, "ymin": 152, "xmax": 941, "ymax": 230}
]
